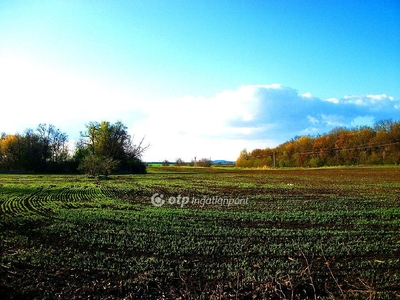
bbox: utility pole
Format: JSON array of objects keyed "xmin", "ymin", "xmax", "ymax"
[{"xmin": 273, "ymin": 152, "xmax": 276, "ymax": 168}]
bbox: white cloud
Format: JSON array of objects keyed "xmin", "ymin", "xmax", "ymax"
[
  {"xmin": 307, "ymin": 115, "xmax": 319, "ymax": 124},
  {"xmin": 1, "ymin": 56, "xmax": 398, "ymax": 161},
  {"xmin": 326, "ymin": 97, "xmax": 339, "ymax": 104},
  {"xmin": 351, "ymin": 116, "xmax": 375, "ymax": 127},
  {"xmin": 302, "ymin": 92, "xmax": 312, "ymax": 98},
  {"xmin": 366, "ymin": 94, "xmax": 389, "ymax": 101},
  {"xmin": 133, "ymin": 85, "xmax": 282, "ymax": 160},
  {"xmin": 340, "ymin": 94, "xmax": 395, "ymax": 106},
  {"xmin": 320, "ymin": 114, "xmax": 345, "ymax": 127},
  {"xmin": 135, "ymin": 85, "xmax": 399, "ymax": 160}
]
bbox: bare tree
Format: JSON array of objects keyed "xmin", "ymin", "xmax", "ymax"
[{"xmin": 176, "ymin": 158, "xmax": 185, "ymax": 166}]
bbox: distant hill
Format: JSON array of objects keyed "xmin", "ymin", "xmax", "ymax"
[
  {"xmin": 212, "ymin": 160, "xmax": 235, "ymax": 165},
  {"xmin": 146, "ymin": 160, "xmax": 235, "ymax": 166}
]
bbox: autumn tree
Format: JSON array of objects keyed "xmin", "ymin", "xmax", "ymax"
[
  {"xmin": 388, "ymin": 121, "xmax": 400, "ymax": 164},
  {"xmin": 0, "ymin": 124, "xmax": 69, "ymax": 173},
  {"xmin": 312, "ymin": 135, "xmax": 335, "ymax": 166},
  {"xmin": 293, "ymin": 136, "xmax": 313, "ymax": 167},
  {"xmin": 236, "ymin": 119, "xmax": 400, "ymax": 168},
  {"xmin": 235, "ymin": 149, "xmax": 251, "ymax": 167},
  {"xmin": 0, "ymin": 134, "xmax": 21, "ymax": 171}
]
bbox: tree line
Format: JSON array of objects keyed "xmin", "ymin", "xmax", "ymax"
[
  {"xmin": 0, "ymin": 121, "xmax": 148, "ymax": 175},
  {"xmin": 236, "ymin": 119, "xmax": 400, "ymax": 168},
  {"xmin": 161, "ymin": 157, "xmax": 212, "ymax": 167}
]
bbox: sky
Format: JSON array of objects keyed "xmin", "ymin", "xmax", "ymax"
[{"xmin": 0, "ymin": 0, "xmax": 399, "ymax": 162}]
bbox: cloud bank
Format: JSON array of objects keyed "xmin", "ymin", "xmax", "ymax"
[
  {"xmin": 0, "ymin": 56, "xmax": 398, "ymax": 161},
  {"xmin": 137, "ymin": 84, "xmax": 399, "ymax": 161}
]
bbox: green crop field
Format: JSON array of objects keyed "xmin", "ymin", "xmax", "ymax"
[{"xmin": 0, "ymin": 166, "xmax": 399, "ymax": 299}]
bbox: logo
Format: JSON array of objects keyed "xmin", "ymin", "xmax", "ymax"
[{"xmin": 150, "ymin": 193, "xmax": 165, "ymax": 207}]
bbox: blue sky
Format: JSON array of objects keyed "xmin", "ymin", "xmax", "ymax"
[{"xmin": 0, "ymin": 1, "xmax": 399, "ymax": 161}]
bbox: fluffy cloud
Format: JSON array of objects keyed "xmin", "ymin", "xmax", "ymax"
[
  {"xmin": 239, "ymin": 86, "xmax": 398, "ymax": 137},
  {"xmin": 0, "ymin": 56, "xmax": 398, "ymax": 161},
  {"xmin": 133, "ymin": 85, "xmax": 281, "ymax": 161},
  {"xmin": 134, "ymin": 84, "xmax": 399, "ymax": 161}
]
